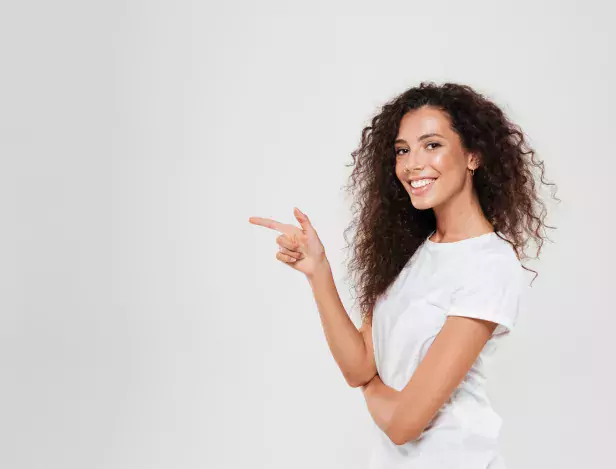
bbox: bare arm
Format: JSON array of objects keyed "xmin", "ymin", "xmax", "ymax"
[
  {"xmin": 361, "ymin": 374, "xmax": 400, "ymax": 432},
  {"xmin": 248, "ymin": 208, "xmax": 376, "ymax": 388},
  {"xmin": 362, "ymin": 316, "xmax": 497, "ymax": 445},
  {"xmin": 307, "ymin": 260, "xmax": 377, "ymax": 388}
]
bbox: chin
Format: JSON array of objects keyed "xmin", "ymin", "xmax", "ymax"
[{"xmin": 410, "ymin": 197, "xmax": 436, "ymax": 210}]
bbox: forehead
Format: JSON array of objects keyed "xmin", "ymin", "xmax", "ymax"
[{"xmin": 396, "ymin": 106, "xmax": 454, "ymax": 140}]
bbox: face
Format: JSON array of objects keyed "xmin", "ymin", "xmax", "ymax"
[{"xmin": 394, "ymin": 106, "xmax": 477, "ymax": 210}]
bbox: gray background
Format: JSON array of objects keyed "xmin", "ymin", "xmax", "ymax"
[{"xmin": 1, "ymin": 1, "xmax": 613, "ymax": 468}]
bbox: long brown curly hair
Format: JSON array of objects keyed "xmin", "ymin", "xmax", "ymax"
[{"xmin": 342, "ymin": 81, "xmax": 559, "ymax": 325}]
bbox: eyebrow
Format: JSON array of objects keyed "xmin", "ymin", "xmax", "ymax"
[{"xmin": 394, "ymin": 133, "xmax": 445, "ymax": 145}]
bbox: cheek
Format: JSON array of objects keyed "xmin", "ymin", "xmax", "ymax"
[
  {"xmin": 429, "ymin": 154, "xmax": 466, "ymax": 192},
  {"xmin": 430, "ymin": 153, "xmax": 451, "ymax": 173},
  {"xmin": 430, "ymin": 153, "xmax": 467, "ymax": 182}
]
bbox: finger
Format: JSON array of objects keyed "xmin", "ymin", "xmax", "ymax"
[
  {"xmin": 248, "ymin": 216, "xmax": 287, "ymax": 233},
  {"xmin": 276, "ymin": 251, "xmax": 298, "ymax": 263},
  {"xmin": 278, "ymin": 246, "xmax": 303, "ymax": 260},
  {"xmin": 293, "ymin": 207, "xmax": 315, "ymax": 233},
  {"xmin": 276, "ymin": 234, "xmax": 301, "ymax": 251}
]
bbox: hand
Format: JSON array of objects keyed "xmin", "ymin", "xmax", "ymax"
[{"xmin": 248, "ymin": 207, "xmax": 328, "ymax": 279}]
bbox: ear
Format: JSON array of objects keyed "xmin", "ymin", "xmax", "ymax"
[{"xmin": 467, "ymin": 152, "xmax": 480, "ymax": 171}]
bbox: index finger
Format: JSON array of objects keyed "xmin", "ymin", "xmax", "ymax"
[{"xmin": 248, "ymin": 216, "xmax": 288, "ymax": 233}]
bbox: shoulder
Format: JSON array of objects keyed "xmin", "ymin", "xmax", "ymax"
[
  {"xmin": 466, "ymin": 234, "xmax": 524, "ymax": 282},
  {"xmin": 484, "ymin": 233, "xmax": 521, "ymax": 265},
  {"xmin": 448, "ymin": 234, "xmax": 526, "ymax": 336}
]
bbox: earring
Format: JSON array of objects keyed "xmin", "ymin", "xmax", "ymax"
[{"xmin": 470, "ymin": 168, "xmax": 475, "ymax": 176}]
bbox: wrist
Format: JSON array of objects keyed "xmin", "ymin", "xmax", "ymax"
[{"xmin": 306, "ymin": 256, "xmax": 331, "ymax": 282}]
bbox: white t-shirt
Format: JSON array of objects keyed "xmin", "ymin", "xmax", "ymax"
[{"xmin": 369, "ymin": 230, "xmax": 526, "ymax": 469}]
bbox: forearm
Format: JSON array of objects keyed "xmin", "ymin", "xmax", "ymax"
[
  {"xmin": 361, "ymin": 374, "xmax": 401, "ymax": 434},
  {"xmin": 307, "ymin": 259, "xmax": 370, "ymax": 386}
]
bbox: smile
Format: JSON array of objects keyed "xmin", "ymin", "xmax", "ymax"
[{"xmin": 409, "ymin": 178, "xmax": 436, "ymax": 195}]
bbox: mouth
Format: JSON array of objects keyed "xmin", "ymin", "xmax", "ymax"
[{"xmin": 408, "ymin": 178, "xmax": 437, "ymax": 196}]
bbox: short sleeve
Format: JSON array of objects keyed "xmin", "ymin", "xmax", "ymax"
[{"xmin": 447, "ymin": 254, "xmax": 524, "ymax": 337}]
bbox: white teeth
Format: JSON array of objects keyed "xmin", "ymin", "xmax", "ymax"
[{"xmin": 410, "ymin": 178, "xmax": 435, "ymax": 188}]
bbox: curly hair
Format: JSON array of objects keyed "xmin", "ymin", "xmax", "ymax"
[{"xmin": 342, "ymin": 81, "xmax": 559, "ymax": 325}]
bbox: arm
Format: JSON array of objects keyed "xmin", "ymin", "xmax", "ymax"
[
  {"xmin": 248, "ymin": 209, "xmax": 377, "ymax": 388},
  {"xmin": 362, "ymin": 316, "xmax": 498, "ymax": 445},
  {"xmin": 361, "ymin": 374, "xmax": 401, "ymax": 433},
  {"xmin": 307, "ymin": 260, "xmax": 377, "ymax": 388}
]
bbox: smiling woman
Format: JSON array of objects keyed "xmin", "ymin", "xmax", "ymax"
[
  {"xmin": 249, "ymin": 80, "xmax": 559, "ymax": 469},
  {"xmin": 338, "ymin": 81, "xmax": 560, "ymax": 468}
]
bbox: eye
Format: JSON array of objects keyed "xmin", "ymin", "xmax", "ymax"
[
  {"xmin": 427, "ymin": 142, "xmax": 441, "ymax": 150},
  {"xmin": 395, "ymin": 148, "xmax": 408, "ymax": 156}
]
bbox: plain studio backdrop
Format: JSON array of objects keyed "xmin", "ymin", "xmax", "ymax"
[{"xmin": 1, "ymin": 1, "xmax": 613, "ymax": 468}]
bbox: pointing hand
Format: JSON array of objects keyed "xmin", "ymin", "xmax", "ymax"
[{"xmin": 248, "ymin": 207, "xmax": 328, "ymax": 278}]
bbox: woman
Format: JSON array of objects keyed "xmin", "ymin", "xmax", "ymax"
[{"xmin": 249, "ymin": 81, "xmax": 557, "ymax": 468}]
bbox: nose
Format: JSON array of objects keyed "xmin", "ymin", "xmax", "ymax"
[{"xmin": 402, "ymin": 155, "xmax": 424, "ymax": 173}]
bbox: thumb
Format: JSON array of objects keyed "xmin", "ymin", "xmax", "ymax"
[{"xmin": 293, "ymin": 207, "xmax": 314, "ymax": 233}]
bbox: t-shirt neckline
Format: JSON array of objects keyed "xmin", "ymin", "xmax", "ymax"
[{"xmin": 425, "ymin": 229, "xmax": 497, "ymax": 249}]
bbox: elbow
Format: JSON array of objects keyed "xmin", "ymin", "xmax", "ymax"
[
  {"xmin": 387, "ymin": 430, "xmax": 413, "ymax": 446},
  {"xmin": 345, "ymin": 373, "xmax": 371, "ymax": 388},
  {"xmin": 385, "ymin": 422, "xmax": 422, "ymax": 446},
  {"xmin": 385, "ymin": 408, "xmax": 435, "ymax": 445},
  {"xmin": 344, "ymin": 367, "xmax": 376, "ymax": 388},
  {"xmin": 347, "ymin": 379, "xmax": 363, "ymax": 389},
  {"xmin": 388, "ymin": 430, "xmax": 420, "ymax": 446}
]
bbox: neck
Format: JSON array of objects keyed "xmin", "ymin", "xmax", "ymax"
[{"xmin": 431, "ymin": 184, "xmax": 493, "ymax": 242}]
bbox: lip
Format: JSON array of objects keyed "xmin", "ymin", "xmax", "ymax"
[{"xmin": 409, "ymin": 178, "xmax": 436, "ymax": 196}]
